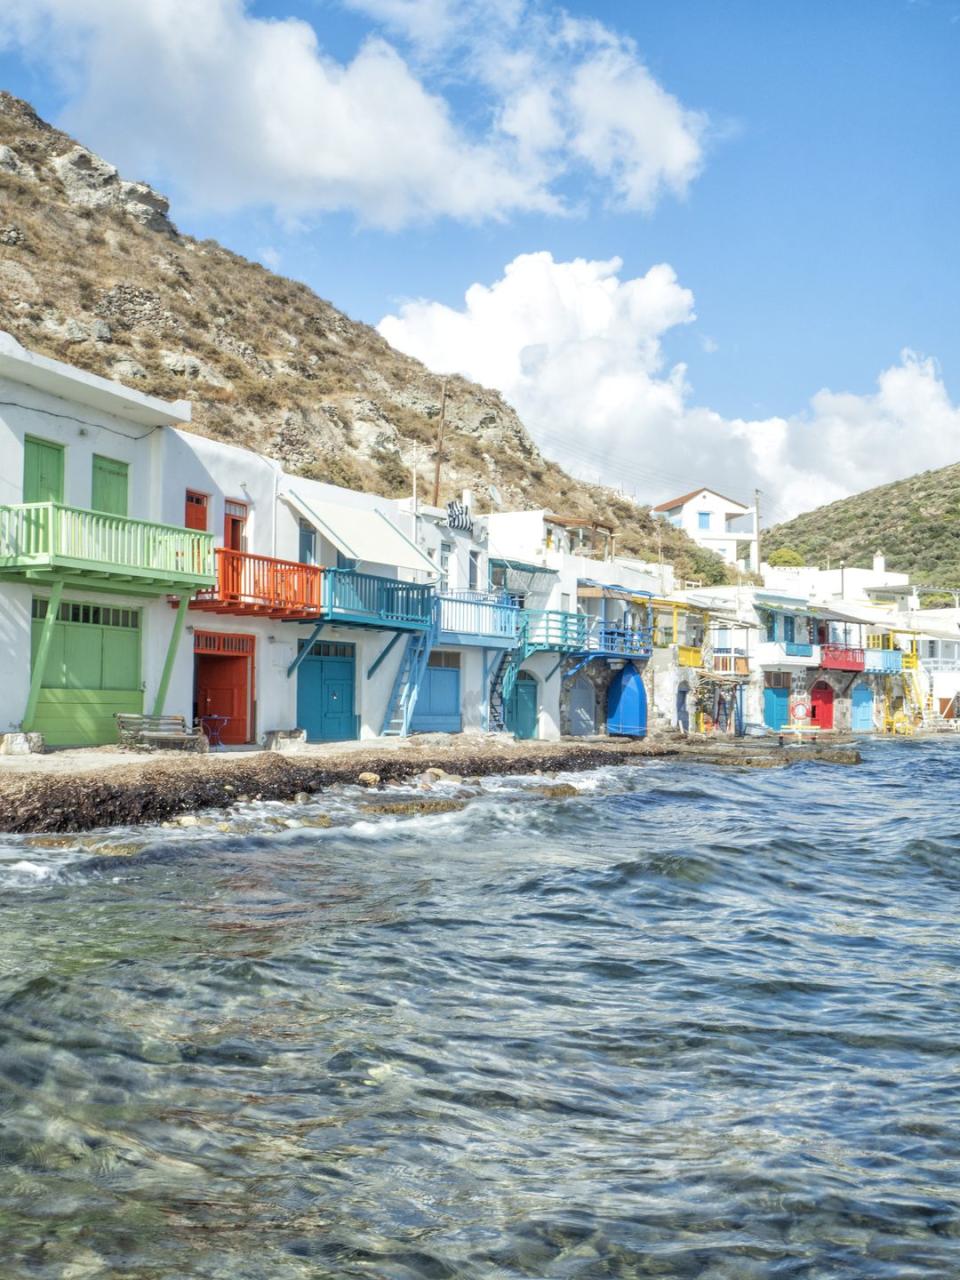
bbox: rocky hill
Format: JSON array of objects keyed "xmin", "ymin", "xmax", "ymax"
[
  {"xmin": 0, "ymin": 92, "xmax": 730, "ymax": 584},
  {"xmin": 764, "ymin": 462, "xmax": 960, "ymax": 581}
]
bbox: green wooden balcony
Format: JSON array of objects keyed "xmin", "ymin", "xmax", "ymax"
[{"xmin": 0, "ymin": 502, "xmax": 215, "ymax": 596}]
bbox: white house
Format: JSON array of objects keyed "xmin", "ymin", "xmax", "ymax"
[{"xmin": 654, "ymin": 487, "xmax": 758, "ymax": 571}]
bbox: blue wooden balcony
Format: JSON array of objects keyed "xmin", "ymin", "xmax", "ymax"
[
  {"xmin": 784, "ymin": 641, "xmax": 814, "ymax": 657},
  {"xmin": 437, "ymin": 590, "xmax": 521, "ymax": 647},
  {"xmin": 523, "ymin": 610, "xmax": 652, "ymax": 658},
  {"xmin": 864, "ymin": 648, "xmax": 902, "ymax": 673},
  {"xmin": 322, "ymin": 567, "xmax": 432, "ymax": 630}
]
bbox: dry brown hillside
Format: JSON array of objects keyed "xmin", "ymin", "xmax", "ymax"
[{"xmin": 0, "ymin": 91, "xmax": 729, "ymax": 583}]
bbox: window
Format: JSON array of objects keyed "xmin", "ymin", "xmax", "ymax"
[
  {"xmin": 765, "ymin": 672, "xmax": 791, "ymax": 688},
  {"xmin": 91, "ymin": 455, "xmax": 129, "ymax": 517},
  {"xmin": 783, "ymin": 615, "xmax": 795, "ymax": 643},
  {"xmin": 698, "ymin": 511, "xmax": 711, "ymax": 530},
  {"xmin": 490, "ymin": 564, "xmax": 507, "ymax": 591},
  {"xmin": 928, "ymin": 640, "xmax": 937, "ymax": 659},
  {"xmin": 427, "ymin": 651, "xmax": 460, "ymax": 669},
  {"xmin": 468, "ymin": 550, "xmax": 480, "ymax": 591},
  {"xmin": 185, "ymin": 490, "xmax": 208, "ymax": 531},
  {"xmin": 23, "ymin": 436, "xmax": 64, "ymax": 505},
  {"xmin": 224, "ymin": 500, "xmax": 247, "ymax": 551},
  {"xmin": 32, "ymin": 598, "xmax": 140, "ymax": 629},
  {"xmin": 765, "ymin": 613, "xmax": 777, "ymax": 642},
  {"xmin": 561, "ymin": 593, "xmax": 571, "ymax": 612},
  {"xmin": 440, "ymin": 541, "xmax": 453, "ymax": 591},
  {"xmin": 299, "ymin": 520, "xmax": 316, "ymax": 565},
  {"xmin": 300, "ymin": 640, "xmax": 354, "ymax": 659}
]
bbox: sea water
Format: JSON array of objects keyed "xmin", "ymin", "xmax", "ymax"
[{"xmin": 0, "ymin": 740, "xmax": 958, "ymax": 1278}]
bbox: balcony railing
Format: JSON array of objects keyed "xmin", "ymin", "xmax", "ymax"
[
  {"xmin": 0, "ymin": 501, "xmax": 214, "ymax": 590},
  {"xmin": 756, "ymin": 641, "xmax": 821, "ymax": 667},
  {"xmin": 193, "ymin": 548, "xmax": 322, "ymax": 618},
  {"xmin": 677, "ymin": 644, "xmax": 702, "ymax": 668},
  {"xmin": 323, "ymin": 567, "xmax": 432, "ymax": 628},
  {"xmin": 784, "ymin": 641, "xmax": 813, "ymax": 657},
  {"xmin": 438, "ymin": 590, "xmax": 520, "ymax": 641},
  {"xmin": 901, "ymin": 651, "xmax": 919, "ymax": 669},
  {"xmin": 523, "ymin": 610, "xmax": 652, "ymax": 658},
  {"xmin": 712, "ymin": 652, "xmax": 750, "ymax": 675},
  {"xmin": 864, "ymin": 648, "xmax": 903, "ymax": 673},
  {"xmin": 821, "ymin": 644, "xmax": 865, "ymax": 671}
]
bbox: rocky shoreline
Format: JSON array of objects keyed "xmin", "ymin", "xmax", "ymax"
[{"xmin": 0, "ymin": 735, "xmax": 861, "ymax": 835}]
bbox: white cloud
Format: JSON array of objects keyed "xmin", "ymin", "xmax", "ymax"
[
  {"xmin": 379, "ymin": 252, "xmax": 960, "ymax": 521},
  {"xmin": 0, "ymin": 0, "xmax": 706, "ymax": 226}
]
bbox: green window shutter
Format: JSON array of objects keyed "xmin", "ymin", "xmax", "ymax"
[
  {"xmin": 91, "ymin": 455, "xmax": 129, "ymax": 516},
  {"xmin": 23, "ymin": 437, "xmax": 65, "ymax": 504}
]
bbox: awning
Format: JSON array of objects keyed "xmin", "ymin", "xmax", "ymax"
[
  {"xmin": 284, "ymin": 490, "xmax": 436, "ymax": 576},
  {"xmin": 578, "ymin": 578, "xmax": 653, "ymax": 601},
  {"xmin": 490, "ymin": 557, "xmax": 557, "ymax": 576}
]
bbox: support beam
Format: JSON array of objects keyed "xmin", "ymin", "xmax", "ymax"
[
  {"xmin": 564, "ymin": 654, "xmax": 600, "ymax": 681},
  {"xmin": 23, "ymin": 579, "xmax": 64, "ymax": 732},
  {"xmin": 367, "ymin": 629, "xmax": 402, "ymax": 680},
  {"xmin": 545, "ymin": 655, "xmax": 566, "ymax": 682},
  {"xmin": 152, "ymin": 593, "xmax": 190, "ymax": 716},
  {"xmin": 287, "ymin": 621, "xmax": 326, "ymax": 678}
]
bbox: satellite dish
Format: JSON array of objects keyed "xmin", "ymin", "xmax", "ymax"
[{"xmin": 489, "ymin": 484, "xmax": 503, "ymax": 507}]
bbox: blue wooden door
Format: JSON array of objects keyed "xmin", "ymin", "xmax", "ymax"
[
  {"xmin": 297, "ymin": 644, "xmax": 356, "ymax": 741},
  {"xmin": 851, "ymin": 681, "xmax": 874, "ymax": 732},
  {"xmin": 411, "ymin": 656, "xmax": 462, "ymax": 733},
  {"xmin": 505, "ymin": 672, "xmax": 538, "ymax": 739},
  {"xmin": 763, "ymin": 685, "xmax": 790, "ymax": 730},
  {"xmin": 607, "ymin": 663, "xmax": 647, "ymax": 737},
  {"xmin": 568, "ymin": 676, "xmax": 596, "ymax": 736}
]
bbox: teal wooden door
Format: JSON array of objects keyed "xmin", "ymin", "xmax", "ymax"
[
  {"xmin": 297, "ymin": 644, "xmax": 357, "ymax": 741},
  {"xmin": 91, "ymin": 455, "xmax": 129, "ymax": 516},
  {"xmin": 851, "ymin": 682, "xmax": 874, "ymax": 732},
  {"xmin": 23, "ymin": 437, "xmax": 64, "ymax": 503},
  {"xmin": 411, "ymin": 656, "xmax": 461, "ymax": 733},
  {"xmin": 505, "ymin": 671, "xmax": 538, "ymax": 739},
  {"xmin": 763, "ymin": 686, "xmax": 790, "ymax": 730}
]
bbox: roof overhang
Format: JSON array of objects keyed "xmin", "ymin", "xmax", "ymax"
[
  {"xmin": 284, "ymin": 489, "xmax": 436, "ymax": 576},
  {"xmin": 0, "ymin": 331, "xmax": 191, "ymax": 428}
]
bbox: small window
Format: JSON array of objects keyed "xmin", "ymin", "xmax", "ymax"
[
  {"xmin": 440, "ymin": 541, "xmax": 453, "ymax": 591},
  {"xmin": 299, "ymin": 520, "xmax": 316, "ymax": 565},
  {"xmin": 428, "ymin": 651, "xmax": 460, "ymax": 669},
  {"xmin": 224, "ymin": 500, "xmax": 247, "ymax": 551},
  {"xmin": 490, "ymin": 564, "xmax": 507, "ymax": 591},
  {"xmin": 185, "ymin": 490, "xmax": 208, "ymax": 531},
  {"xmin": 698, "ymin": 511, "xmax": 711, "ymax": 530},
  {"xmin": 766, "ymin": 614, "xmax": 777, "ymax": 642},
  {"xmin": 783, "ymin": 616, "xmax": 795, "ymax": 643},
  {"xmin": 468, "ymin": 550, "xmax": 480, "ymax": 591}
]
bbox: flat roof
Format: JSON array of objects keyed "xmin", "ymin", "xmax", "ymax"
[{"xmin": 0, "ymin": 331, "xmax": 191, "ymax": 428}]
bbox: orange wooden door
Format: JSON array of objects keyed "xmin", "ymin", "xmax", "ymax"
[{"xmin": 196, "ymin": 654, "xmax": 249, "ymax": 743}]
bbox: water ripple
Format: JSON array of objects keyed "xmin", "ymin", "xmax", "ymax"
[{"xmin": 1, "ymin": 739, "xmax": 959, "ymax": 1277}]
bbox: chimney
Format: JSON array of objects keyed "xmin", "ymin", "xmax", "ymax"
[
  {"xmin": 873, "ymin": 550, "xmax": 885, "ymax": 574},
  {"xmin": 461, "ymin": 489, "xmax": 473, "ymax": 512}
]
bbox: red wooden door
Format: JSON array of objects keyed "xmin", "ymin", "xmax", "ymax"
[
  {"xmin": 196, "ymin": 654, "xmax": 249, "ymax": 743},
  {"xmin": 811, "ymin": 681, "xmax": 834, "ymax": 730}
]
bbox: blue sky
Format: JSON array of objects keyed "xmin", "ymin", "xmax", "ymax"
[{"xmin": 2, "ymin": 0, "xmax": 959, "ymax": 518}]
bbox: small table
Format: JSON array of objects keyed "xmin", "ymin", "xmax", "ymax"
[{"xmin": 200, "ymin": 714, "xmax": 230, "ymax": 750}]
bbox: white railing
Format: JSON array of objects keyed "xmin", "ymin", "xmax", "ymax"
[{"xmin": 438, "ymin": 590, "xmax": 520, "ymax": 638}]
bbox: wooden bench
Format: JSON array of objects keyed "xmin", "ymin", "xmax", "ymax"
[{"xmin": 115, "ymin": 713, "xmax": 208, "ymax": 752}]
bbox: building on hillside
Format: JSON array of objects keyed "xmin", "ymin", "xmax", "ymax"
[
  {"xmin": 0, "ymin": 332, "xmax": 214, "ymax": 747},
  {"xmin": 654, "ymin": 486, "xmax": 759, "ymax": 572},
  {"xmin": 486, "ymin": 510, "xmax": 658, "ymax": 740}
]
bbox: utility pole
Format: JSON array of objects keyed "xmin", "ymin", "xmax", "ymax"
[
  {"xmin": 411, "ymin": 445, "xmax": 420, "ymax": 547},
  {"xmin": 431, "ymin": 377, "xmax": 448, "ymax": 509},
  {"xmin": 753, "ymin": 488, "xmax": 762, "ymax": 575}
]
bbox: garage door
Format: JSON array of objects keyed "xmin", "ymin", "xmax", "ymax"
[
  {"xmin": 30, "ymin": 598, "xmax": 142, "ymax": 745},
  {"xmin": 296, "ymin": 641, "xmax": 357, "ymax": 742},
  {"xmin": 411, "ymin": 651, "xmax": 462, "ymax": 734}
]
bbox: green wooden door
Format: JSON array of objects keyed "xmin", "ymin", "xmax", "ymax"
[
  {"xmin": 91, "ymin": 455, "xmax": 129, "ymax": 516},
  {"xmin": 23, "ymin": 437, "xmax": 64, "ymax": 503},
  {"xmin": 30, "ymin": 600, "xmax": 142, "ymax": 745}
]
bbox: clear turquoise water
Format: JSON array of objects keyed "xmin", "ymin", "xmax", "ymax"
[{"xmin": 1, "ymin": 740, "xmax": 958, "ymax": 1278}]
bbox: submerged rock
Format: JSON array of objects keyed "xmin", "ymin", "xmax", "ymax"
[
  {"xmin": 362, "ymin": 797, "xmax": 468, "ymax": 817},
  {"xmin": 534, "ymin": 783, "xmax": 580, "ymax": 798}
]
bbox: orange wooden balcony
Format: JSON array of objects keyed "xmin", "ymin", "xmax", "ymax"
[{"xmin": 191, "ymin": 548, "xmax": 323, "ymax": 619}]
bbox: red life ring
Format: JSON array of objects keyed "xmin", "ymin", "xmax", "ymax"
[{"xmin": 791, "ymin": 699, "xmax": 809, "ymax": 721}]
